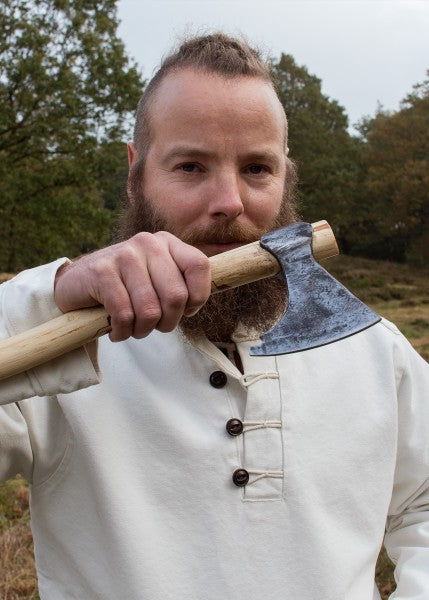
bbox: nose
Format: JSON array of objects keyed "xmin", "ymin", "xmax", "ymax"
[{"xmin": 208, "ymin": 171, "xmax": 245, "ymax": 221}]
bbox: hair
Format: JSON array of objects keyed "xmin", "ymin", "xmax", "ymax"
[{"xmin": 132, "ymin": 32, "xmax": 286, "ymax": 160}]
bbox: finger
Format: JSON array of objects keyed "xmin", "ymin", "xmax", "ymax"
[
  {"xmin": 159, "ymin": 233, "xmax": 211, "ymax": 317},
  {"xmin": 118, "ymin": 252, "xmax": 163, "ymax": 339},
  {"xmin": 95, "ymin": 273, "xmax": 135, "ymax": 342},
  {"xmin": 143, "ymin": 237, "xmax": 189, "ymax": 332}
]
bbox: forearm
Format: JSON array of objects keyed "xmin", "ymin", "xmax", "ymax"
[{"xmin": 0, "ymin": 259, "xmax": 100, "ymax": 404}]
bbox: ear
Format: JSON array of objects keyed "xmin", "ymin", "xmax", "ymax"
[
  {"xmin": 126, "ymin": 142, "xmax": 139, "ymax": 205},
  {"xmin": 127, "ymin": 141, "xmax": 138, "ymax": 168}
]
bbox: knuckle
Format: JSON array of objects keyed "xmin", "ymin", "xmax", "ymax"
[
  {"xmin": 153, "ymin": 230, "xmax": 173, "ymax": 241},
  {"xmin": 110, "ymin": 330, "xmax": 128, "ymax": 343},
  {"xmin": 137, "ymin": 233, "xmax": 166, "ymax": 258},
  {"xmin": 132, "ymin": 231, "xmax": 152, "ymax": 244},
  {"xmin": 166, "ymin": 286, "xmax": 189, "ymax": 310},
  {"xmin": 114, "ymin": 308, "xmax": 135, "ymax": 328},
  {"xmin": 90, "ymin": 257, "xmax": 114, "ymax": 279},
  {"xmin": 133, "ymin": 231, "xmax": 159, "ymax": 251},
  {"xmin": 188, "ymin": 291, "xmax": 208, "ymax": 308},
  {"xmin": 141, "ymin": 304, "xmax": 162, "ymax": 326},
  {"xmin": 117, "ymin": 244, "xmax": 139, "ymax": 264},
  {"xmin": 191, "ymin": 254, "xmax": 210, "ymax": 273}
]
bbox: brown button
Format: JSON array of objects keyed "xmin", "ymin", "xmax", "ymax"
[
  {"xmin": 226, "ymin": 418, "xmax": 243, "ymax": 436},
  {"xmin": 209, "ymin": 371, "xmax": 227, "ymax": 388},
  {"xmin": 232, "ymin": 468, "xmax": 249, "ymax": 487}
]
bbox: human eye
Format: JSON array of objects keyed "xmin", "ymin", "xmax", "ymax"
[
  {"xmin": 179, "ymin": 162, "xmax": 200, "ymax": 173},
  {"xmin": 244, "ymin": 164, "xmax": 269, "ymax": 176}
]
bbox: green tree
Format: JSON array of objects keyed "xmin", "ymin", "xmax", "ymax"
[
  {"xmin": 353, "ymin": 76, "xmax": 429, "ymax": 263},
  {"xmin": 272, "ymin": 54, "xmax": 362, "ymax": 244},
  {"xmin": 0, "ymin": 0, "xmax": 143, "ymax": 271}
]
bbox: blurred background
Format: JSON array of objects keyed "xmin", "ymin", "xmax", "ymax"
[{"xmin": 0, "ymin": 1, "xmax": 428, "ymax": 598}]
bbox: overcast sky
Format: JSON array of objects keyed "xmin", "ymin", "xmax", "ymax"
[{"xmin": 117, "ymin": 0, "xmax": 429, "ymax": 133}]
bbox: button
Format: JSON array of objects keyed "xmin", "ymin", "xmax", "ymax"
[
  {"xmin": 226, "ymin": 418, "xmax": 243, "ymax": 436},
  {"xmin": 209, "ymin": 371, "xmax": 227, "ymax": 388},
  {"xmin": 232, "ymin": 469, "xmax": 249, "ymax": 487}
]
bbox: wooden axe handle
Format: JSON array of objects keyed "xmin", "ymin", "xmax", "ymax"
[
  {"xmin": 0, "ymin": 220, "xmax": 338, "ymax": 381},
  {"xmin": 210, "ymin": 219, "xmax": 337, "ymax": 292}
]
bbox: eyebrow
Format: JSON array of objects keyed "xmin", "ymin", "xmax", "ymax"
[
  {"xmin": 163, "ymin": 146, "xmax": 216, "ymax": 163},
  {"xmin": 163, "ymin": 145, "xmax": 282, "ymax": 168},
  {"xmin": 243, "ymin": 151, "xmax": 282, "ymax": 167}
]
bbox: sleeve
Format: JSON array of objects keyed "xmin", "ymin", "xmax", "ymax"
[
  {"xmin": 384, "ymin": 338, "xmax": 429, "ymax": 598},
  {"xmin": 0, "ymin": 259, "xmax": 101, "ymax": 482},
  {"xmin": 0, "ymin": 402, "xmax": 33, "ymax": 482},
  {"xmin": 0, "ymin": 259, "xmax": 100, "ymax": 404}
]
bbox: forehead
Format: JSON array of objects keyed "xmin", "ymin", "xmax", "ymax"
[{"xmin": 147, "ymin": 68, "xmax": 287, "ymax": 151}]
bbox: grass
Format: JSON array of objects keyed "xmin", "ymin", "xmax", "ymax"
[
  {"xmin": 325, "ymin": 255, "xmax": 429, "ymax": 362},
  {"xmin": 0, "ymin": 478, "xmax": 39, "ymax": 599},
  {"xmin": 1, "ymin": 255, "xmax": 428, "ymax": 598}
]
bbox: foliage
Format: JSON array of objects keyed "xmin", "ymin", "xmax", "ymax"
[
  {"xmin": 0, "ymin": 0, "xmax": 143, "ymax": 271},
  {"xmin": 273, "ymin": 55, "xmax": 429, "ymax": 265},
  {"xmin": 349, "ymin": 75, "xmax": 429, "ymax": 263},
  {"xmin": 272, "ymin": 54, "xmax": 362, "ymax": 244}
]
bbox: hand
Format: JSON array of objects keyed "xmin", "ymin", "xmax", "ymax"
[{"xmin": 54, "ymin": 232, "xmax": 211, "ymax": 342}]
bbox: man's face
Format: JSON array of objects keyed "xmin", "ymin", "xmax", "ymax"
[
  {"xmin": 127, "ymin": 68, "xmax": 289, "ymax": 255},
  {"xmin": 123, "ymin": 68, "xmax": 295, "ymax": 342}
]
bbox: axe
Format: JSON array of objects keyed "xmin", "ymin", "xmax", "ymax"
[{"xmin": 0, "ymin": 220, "xmax": 380, "ymax": 381}]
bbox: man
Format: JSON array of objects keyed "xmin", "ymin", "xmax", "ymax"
[{"xmin": 0, "ymin": 33, "xmax": 428, "ymax": 600}]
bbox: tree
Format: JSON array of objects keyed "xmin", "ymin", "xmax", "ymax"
[
  {"xmin": 0, "ymin": 0, "xmax": 144, "ymax": 271},
  {"xmin": 272, "ymin": 54, "xmax": 362, "ymax": 243},
  {"xmin": 353, "ymin": 75, "xmax": 429, "ymax": 263}
]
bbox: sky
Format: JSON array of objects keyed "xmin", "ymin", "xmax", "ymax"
[{"xmin": 117, "ymin": 0, "xmax": 429, "ymax": 133}]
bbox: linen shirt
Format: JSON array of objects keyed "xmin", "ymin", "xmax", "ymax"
[{"xmin": 1, "ymin": 259, "xmax": 429, "ymax": 600}]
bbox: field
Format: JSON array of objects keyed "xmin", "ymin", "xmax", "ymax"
[
  {"xmin": 1, "ymin": 255, "xmax": 428, "ymax": 599},
  {"xmin": 327, "ymin": 255, "xmax": 429, "ymax": 363}
]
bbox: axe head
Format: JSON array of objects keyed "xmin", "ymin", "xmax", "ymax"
[{"xmin": 250, "ymin": 222, "xmax": 381, "ymax": 356}]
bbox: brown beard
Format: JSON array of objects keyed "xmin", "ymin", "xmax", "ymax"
[{"xmin": 115, "ymin": 158, "xmax": 298, "ymax": 342}]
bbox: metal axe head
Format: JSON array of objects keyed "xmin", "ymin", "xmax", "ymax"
[{"xmin": 250, "ymin": 222, "xmax": 381, "ymax": 356}]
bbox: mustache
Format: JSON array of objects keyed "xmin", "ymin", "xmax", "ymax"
[{"xmin": 179, "ymin": 221, "xmax": 265, "ymax": 247}]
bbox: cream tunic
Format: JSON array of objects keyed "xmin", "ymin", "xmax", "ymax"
[{"xmin": 1, "ymin": 260, "xmax": 429, "ymax": 600}]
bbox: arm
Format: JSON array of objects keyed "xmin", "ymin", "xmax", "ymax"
[
  {"xmin": 0, "ymin": 233, "xmax": 211, "ymax": 481},
  {"xmin": 0, "ymin": 231, "xmax": 211, "ymax": 402},
  {"xmin": 54, "ymin": 231, "xmax": 211, "ymax": 341},
  {"xmin": 0, "ymin": 258, "xmax": 98, "ymax": 482},
  {"xmin": 0, "ymin": 258, "xmax": 100, "ymax": 404},
  {"xmin": 384, "ymin": 338, "xmax": 429, "ymax": 598}
]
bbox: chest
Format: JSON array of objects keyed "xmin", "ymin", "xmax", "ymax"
[{"xmin": 59, "ymin": 332, "xmax": 398, "ymax": 510}]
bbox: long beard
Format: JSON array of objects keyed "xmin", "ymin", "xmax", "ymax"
[{"xmin": 115, "ymin": 159, "xmax": 298, "ymax": 342}]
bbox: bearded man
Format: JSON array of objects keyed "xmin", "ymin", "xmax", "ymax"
[{"xmin": 1, "ymin": 34, "xmax": 429, "ymax": 600}]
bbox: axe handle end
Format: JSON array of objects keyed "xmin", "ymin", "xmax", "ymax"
[
  {"xmin": 311, "ymin": 220, "xmax": 339, "ymax": 261},
  {"xmin": 0, "ymin": 307, "xmax": 111, "ymax": 381}
]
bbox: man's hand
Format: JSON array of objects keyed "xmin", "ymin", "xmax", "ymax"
[{"xmin": 54, "ymin": 232, "xmax": 211, "ymax": 342}]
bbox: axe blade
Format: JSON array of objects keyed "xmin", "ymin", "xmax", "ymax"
[{"xmin": 250, "ymin": 222, "xmax": 381, "ymax": 356}]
